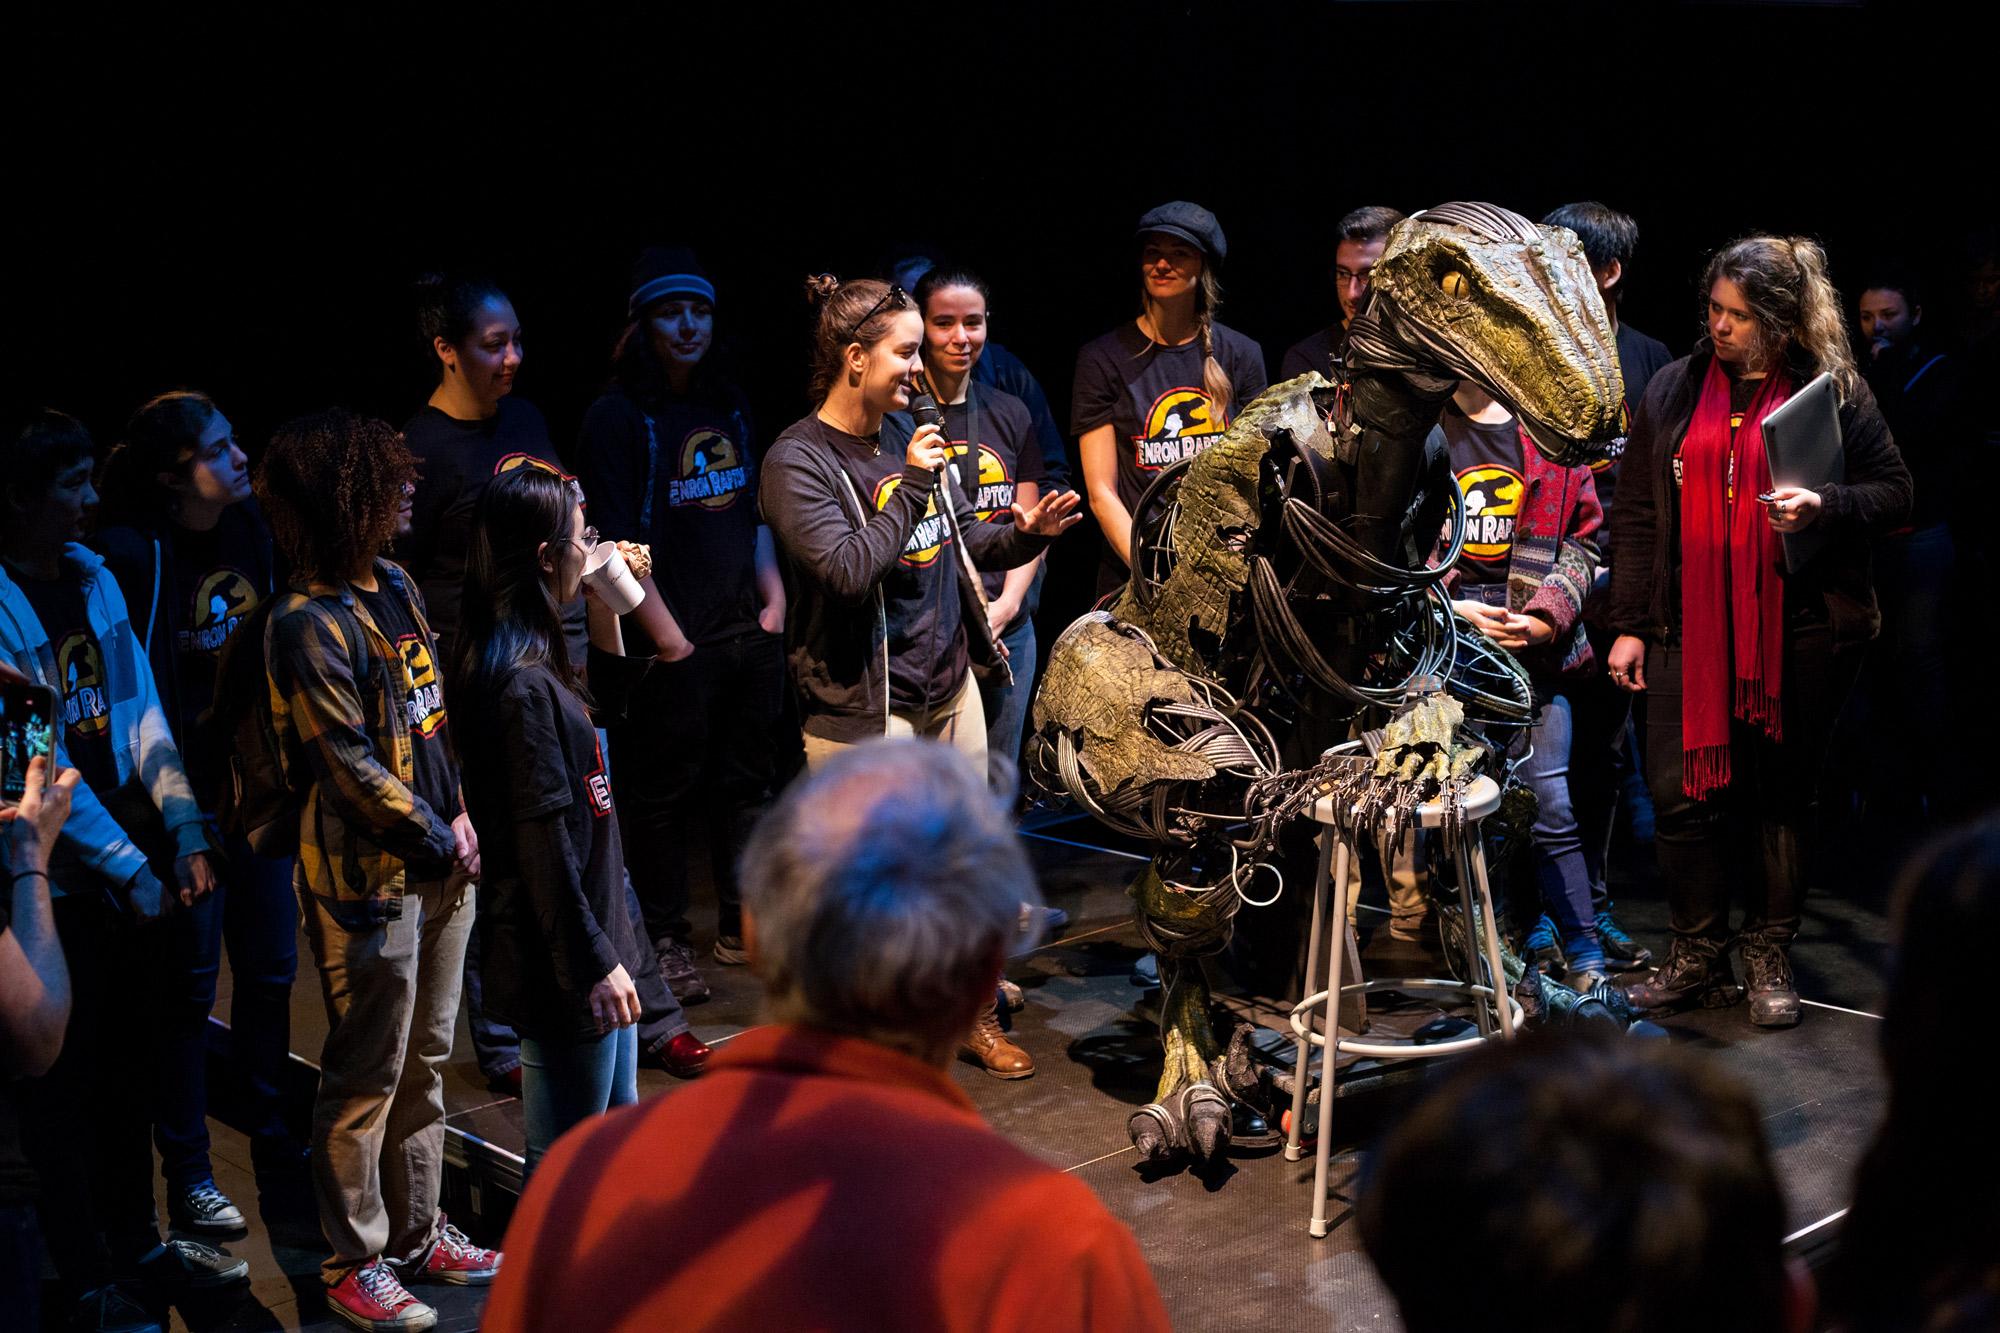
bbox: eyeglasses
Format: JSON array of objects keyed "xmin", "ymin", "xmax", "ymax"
[
  {"xmin": 573, "ymin": 526, "xmax": 600, "ymax": 554},
  {"xmin": 848, "ymin": 285, "xmax": 909, "ymax": 341}
]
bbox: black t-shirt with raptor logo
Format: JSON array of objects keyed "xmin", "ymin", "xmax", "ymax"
[
  {"xmin": 1070, "ymin": 321, "xmax": 1268, "ymax": 518},
  {"xmin": 16, "ymin": 572, "xmax": 117, "ymax": 795}
]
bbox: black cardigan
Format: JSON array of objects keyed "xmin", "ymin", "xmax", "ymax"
[{"xmin": 1606, "ymin": 350, "xmax": 1912, "ymax": 648}]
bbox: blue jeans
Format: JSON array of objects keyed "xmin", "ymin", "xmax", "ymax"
[
  {"xmin": 520, "ymin": 1025, "xmax": 639, "ymax": 1175},
  {"xmin": 983, "ymin": 615, "xmax": 1039, "ymax": 800},
  {"xmin": 1516, "ymin": 689, "xmax": 1603, "ymax": 971},
  {"xmin": 153, "ymin": 835, "xmax": 299, "ymax": 1189}
]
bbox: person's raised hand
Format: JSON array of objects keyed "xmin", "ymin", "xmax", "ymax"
[
  {"xmin": 1607, "ymin": 635, "xmax": 1648, "ymax": 693},
  {"xmin": 615, "ymin": 541, "xmax": 653, "ymax": 583},
  {"xmin": 905, "ymin": 422, "xmax": 949, "ymax": 473},
  {"xmin": 1012, "ymin": 489, "xmax": 1082, "ymax": 539},
  {"xmin": 2, "ymin": 756, "xmax": 79, "ymax": 877}
]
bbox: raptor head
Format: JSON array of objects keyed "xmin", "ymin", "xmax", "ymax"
[{"xmin": 1348, "ymin": 202, "xmax": 1623, "ymax": 467}]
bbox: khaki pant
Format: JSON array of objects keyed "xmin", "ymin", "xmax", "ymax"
[
  {"xmin": 300, "ymin": 873, "xmax": 474, "ymax": 1280},
  {"xmin": 802, "ymin": 673, "xmax": 987, "ymax": 771},
  {"xmin": 1345, "ymin": 827, "xmax": 1427, "ymax": 935}
]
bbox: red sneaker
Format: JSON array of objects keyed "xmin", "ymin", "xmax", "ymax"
[
  {"xmin": 325, "ymin": 1260, "xmax": 437, "ymax": 1332},
  {"xmin": 406, "ymin": 1216, "xmax": 501, "ymax": 1286}
]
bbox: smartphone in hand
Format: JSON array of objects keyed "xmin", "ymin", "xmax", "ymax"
[{"xmin": 0, "ymin": 679, "xmax": 58, "ymax": 811}]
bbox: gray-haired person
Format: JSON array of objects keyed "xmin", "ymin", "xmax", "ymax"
[{"xmin": 484, "ymin": 739, "xmax": 1168, "ymax": 1332}]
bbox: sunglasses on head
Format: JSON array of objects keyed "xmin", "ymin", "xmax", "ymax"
[{"xmin": 848, "ymin": 285, "xmax": 910, "ymax": 342}]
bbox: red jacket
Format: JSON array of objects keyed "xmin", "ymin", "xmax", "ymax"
[{"xmin": 484, "ymin": 1024, "xmax": 1170, "ymax": 1333}]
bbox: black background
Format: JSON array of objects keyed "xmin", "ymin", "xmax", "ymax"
[{"xmin": 7, "ymin": 2, "xmax": 1989, "ymax": 586}]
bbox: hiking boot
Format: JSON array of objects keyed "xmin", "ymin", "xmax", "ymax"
[
  {"xmin": 1624, "ymin": 935, "xmax": 1743, "ymax": 1013},
  {"xmin": 1740, "ymin": 931, "xmax": 1801, "ymax": 1028},
  {"xmin": 997, "ymin": 978, "xmax": 1025, "ymax": 1012},
  {"xmin": 401, "ymin": 1216, "xmax": 501, "ymax": 1286},
  {"xmin": 1523, "ymin": 914, "xmax": 1566, "ymax": 977},
  {"xmin": 712, "ymin": 933, "xmax": 749, "ymax": 965},
  {"xmin": 656, "ymin": 942, "xmax": 711, "ymax": 1004},
  {"xmin": 962, "ymin": 1005, "xmax": 1034, "ymax": 1079},
  {"xmin": 325, "ymin": 1260, "xmax": 436, "ymax": 1331},
  {"xmin": 134, "ymin": 1238, "xmax": 250, "ymax": 1289},
  {"xmin": 1596, "ymin": 907, "xmax": 1653, "ymax": 971},
  {"xmin": 169, "ymin": 1178, "xmax": 245, "ymax": 1234}
]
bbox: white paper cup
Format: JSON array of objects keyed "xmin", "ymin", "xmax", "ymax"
[{"xmin": 582, "ymin": 543, "xmax": 645, "ymax": 614}]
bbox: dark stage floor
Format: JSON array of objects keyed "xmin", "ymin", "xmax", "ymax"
[{"xmin": 143, "ymin": 810, "xmax": 1897, "ymax": 1333}]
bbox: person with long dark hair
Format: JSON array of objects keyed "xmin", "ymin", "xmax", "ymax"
[
  {"xmin": 94, "ymin": 390, "xmax": 299, "ymax": 1236},
  {"xmin": 1073, "ymin": 202, "xmax": 1266, "ymax": 594},
  {"xmin": 760, "ymin": 274, "xmax": 1079, "ymax": 1078},
  {"xmin": 451, "ymin": 469, "xmax": 658, "ymax": 1172},
  {"xmin": 1608, "ymin": 236, "xmax": 1911, "ymax": 1027},
  {"xmin": 911, "ymin": 265, "xmax": 1052, "ymax": 796},
  {"xmin": 575, "ymin": 247, "xmax": 785, "ymax": 999}
]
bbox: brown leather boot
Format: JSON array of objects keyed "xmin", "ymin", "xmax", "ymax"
[{"xmin": 962, "ymin": 1006, "xmax": 1034, "ymax": 1079}]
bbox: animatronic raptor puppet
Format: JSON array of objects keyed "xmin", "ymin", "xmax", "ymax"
[{"xmin": 1028, "ymin": 203, "xmax": 1625, "ymax": 1166}]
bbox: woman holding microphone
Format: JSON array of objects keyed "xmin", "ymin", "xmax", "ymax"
[{"xmin": 760, "ymin": 275, "xmax": 1078, "ymax": 1078}]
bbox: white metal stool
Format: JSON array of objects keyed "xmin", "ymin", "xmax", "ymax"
[{"xmin": 1285, "ymin": 750, "xmax": 1519, "ymax": 1237}]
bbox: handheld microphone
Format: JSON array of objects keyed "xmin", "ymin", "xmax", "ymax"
[{"xmin": 909, "ymin": 374, "xmax": 948, "ymax": 475}]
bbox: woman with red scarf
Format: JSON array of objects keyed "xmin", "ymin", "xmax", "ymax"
[{"xmin": 1605, "ymin": 235, "xmax": 1909, "ymax": 1028}]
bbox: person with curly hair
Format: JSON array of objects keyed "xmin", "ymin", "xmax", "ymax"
[
  {"xmin": 256, "ymin": 410, "xmax": 501, "ymax": 1331},
  {"xmin": 1607, "ymin": 237, "xmax": 1911, "ymax": 1027}
]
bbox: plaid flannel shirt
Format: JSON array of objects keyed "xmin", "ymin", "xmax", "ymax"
[{"xmin": 269, "ymin": 559, "xmax": 460, "ymax": 928}]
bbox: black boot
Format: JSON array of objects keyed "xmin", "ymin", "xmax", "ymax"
[
  {"xmin": 1623, "ymin": 935, "xmax": 1742, "ymax": 1013},
  {"xmin": 1739, "ymin": 930, "xmax": 1801, "ymax": 1028}
]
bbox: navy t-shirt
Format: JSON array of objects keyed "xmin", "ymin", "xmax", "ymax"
[
  {"xmin": 940, "ymin": 387, "xmax": 1046, "ymax": 612},
  {"xmin": 1070, "ymin": 321, "xmax": 1269, "ymax": 519},
  {"xmin": 575, "ymin": 383, "xmax": 763, "ymax": 651},
  {"xmin": 1434, "ymin": 403, "xmax": 1527, "ymax": 593},
  {"xmin": 15, "ymin": 572, "xmax": 117, "ymax": 795},
  {"xmin": 1279, "ymin": 323, "xmax": 1343, "ymax": 382},
  {"xmin": 399, "ymin": 396, "xmax": 586, "ymax": 666},
  {"xmin": 1593, "ymin": 321, "xmax": 1675, "ymax": 523},
  {"xmin": 354, "ymin": 581, "xmax": 457, "ymax": 829}
]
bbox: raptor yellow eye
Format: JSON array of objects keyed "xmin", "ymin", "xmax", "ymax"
[{"xmin": 1440, "ymin": 271, "xmax": 1470, "ymax": 299}]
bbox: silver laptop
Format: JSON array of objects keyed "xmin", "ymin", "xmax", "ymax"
[{"xmin": 1760, "ymin": 371, "xmax": 1842, "ymax": 573}]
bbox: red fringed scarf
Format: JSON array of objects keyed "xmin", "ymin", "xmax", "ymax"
[{"xmin": 1678, "ymin": 358, "xmax": 1792, "ymax": 799}]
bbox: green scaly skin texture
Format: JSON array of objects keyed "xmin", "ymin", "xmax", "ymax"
[
  {"xmin": 1110, "ymin": 375, "xmax": 1337, "ymax": 676},
  {"xmin": 1360, "ymin": 213, "xmax": 1624, "ymax": 463},
  {"xmin": 1131, "ymin": 865, "xmax": 1231, "ymax": 1104}
]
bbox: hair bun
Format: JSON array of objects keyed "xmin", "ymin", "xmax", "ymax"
[{"xmin": 803, "ymin": 273, "xmax": 842, "ymax": 306}]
